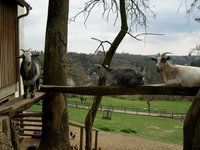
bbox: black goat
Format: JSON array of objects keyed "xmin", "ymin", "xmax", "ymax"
[{"xmin": 95, "ymin": 64, "xmax": 144, "ymax": 87}]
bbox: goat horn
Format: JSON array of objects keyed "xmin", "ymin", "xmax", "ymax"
[
  {"xmin": 20, "ymin": 49, "xmax": 26, "ymax": 52},
  {"xmin": 161, "ymin": 52, "xmax": 172, "ymax": 57}
]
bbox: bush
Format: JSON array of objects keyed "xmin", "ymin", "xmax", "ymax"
[
  {"xmin": 99, "ymin": 127, "xmax": 115, "ymax": 132},
  {"xmin": 120, "ymin": 128, "xmax": 137, "ymax": 134}
]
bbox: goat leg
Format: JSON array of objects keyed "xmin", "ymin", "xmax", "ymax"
[
  {"xmin": 36, "ymin": 79, "xmax": 40, "ymax": 91},
  {"xmin": 23, "ymin": 85, "xmax": 28, "ymax": 99},
  {"xmin": 30, "ymin": 85, "xmax": 35, "ymax": 98}
]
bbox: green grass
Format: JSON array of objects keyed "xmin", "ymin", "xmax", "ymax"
[
  {"xmin": 68, "ymin": 107, "xmax": 183, "ymax": 144},
  {"xmin": 29, "ymin": 98, "xmax": 188, "ymax": 145},
  {"xmin": 29, "ymin": 103, "xmax": 42, "ymax": 111},
  {"xmin": 68, "ymin": 96, "xmax": 192, "ymax": 113}
]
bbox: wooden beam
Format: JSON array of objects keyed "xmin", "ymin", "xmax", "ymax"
[
  {"xmin": 16, "ymin": 123, "xmax": 42, "ymax": 127},
  {"xmin": 13, "ymin": 118, "xmax": 42, "ymax": 122},
  {"xmin": 20, "ymin": 133, "xmax": 41, "ymax": 138},
  {"xmin": 40, "ymin": 85, "xmax": 200, "ymax": 96},
  {"xmin": 14, "ymin": 112, "xmax": 43, "ymax": 118}
]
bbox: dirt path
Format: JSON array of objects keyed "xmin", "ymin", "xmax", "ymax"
[
  {"xmin": 21, "ymin": 126, "xmax": 182, "ymax": 150},
  {"xmin": 97, "ymin": 131, "xmax": 182, "ymax": 150}
]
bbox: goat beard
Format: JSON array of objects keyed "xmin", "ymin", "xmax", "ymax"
[{"xmin": 156, "ymin": 68, "xmax": 162, "ymax": 73}]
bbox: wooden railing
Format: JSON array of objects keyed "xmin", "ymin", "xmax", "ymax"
[
  {"xmin": 40, "ymin": 85, "xmax": 200, "ymax": 96},
  {"xmin": 40, "ymin": 85, "xmax": 200, "ymax": 150},
  {"xmin": 13, "ymin": 111, "xmax": 99, "ymax": 150}
]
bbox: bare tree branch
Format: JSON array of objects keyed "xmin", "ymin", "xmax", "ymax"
[
  {"xmin": 90, "ymin": 37, "xmax": 112, "ymax": 56},
  {"xmin": 181, "ymin": 0, "xmax": 200, "ymax": 23},
  {"xmin": 70, "ymin": 0, "xmax": 155, "ymax": 31},
  {"xmin": 127, "ymin": 32, "xmax": 165, "ymax": 41},
  {"xmin": 189, "ymin": 44, "xmax": 200, "ymax": 56}
]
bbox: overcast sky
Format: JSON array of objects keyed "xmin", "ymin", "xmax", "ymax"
[{"xmin": 24, "ymin": 0, "xmax": 200, "ymax": 56}]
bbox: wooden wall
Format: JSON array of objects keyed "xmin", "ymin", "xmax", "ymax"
[{"xmin": 0, "ymin": 0, "xmax": 18, "ymax": 89}]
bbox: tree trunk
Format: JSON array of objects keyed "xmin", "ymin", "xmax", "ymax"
[
  {"xmin": 85, "ymin": 0, "xmax": 128, "ymax": 149},
  {"xmin": 39, "ymin": 0, "xmax": 70, "ymax": 149},
  {"xmin": 184, "ymin": 90, "xmax": 200, "ymax": 150}
]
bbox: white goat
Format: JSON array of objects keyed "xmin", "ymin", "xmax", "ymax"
[
  {"xmin": 151, "ymin": 52, "xmax": 200, "ymax": 87},
  {"xmin": 95, "ymin": 64, "xmax": 144, "ymax": 87}
]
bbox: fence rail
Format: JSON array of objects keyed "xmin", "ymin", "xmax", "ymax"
[{"xmin": 68, "ymin": 100, "xmax": 186, "ymax": 119}]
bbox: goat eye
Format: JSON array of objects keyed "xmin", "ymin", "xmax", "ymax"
[{"xmin": 161, "ymin": 58, "xmax": 166, "ymax": 63}]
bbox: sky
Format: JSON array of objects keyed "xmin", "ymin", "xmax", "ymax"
[{"xmin": 24, "ymin": 0, "xmax": 200, "ymax": 56}]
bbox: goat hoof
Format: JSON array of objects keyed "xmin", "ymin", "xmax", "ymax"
[
  {"xmin": 23, "ymin": 94, "xmax": 27, "ymax": 99},
  {"xmin": 31, "ymin": 93, "xmax": 35, "ymax": 98}
]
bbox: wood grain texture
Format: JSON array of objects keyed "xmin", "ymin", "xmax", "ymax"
[{"xmin": 40, "ymin": 85, "xmax": 200, "ymax": 96}]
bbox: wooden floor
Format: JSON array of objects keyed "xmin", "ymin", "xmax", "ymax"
[{"xmin": 0, "ymin": 92, "xmax": 46, "ymax": 117}]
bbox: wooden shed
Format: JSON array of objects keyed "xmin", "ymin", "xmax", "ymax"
[{"xmin": 0, "ymin": 0, "xmax": 31, "ymax": 101}]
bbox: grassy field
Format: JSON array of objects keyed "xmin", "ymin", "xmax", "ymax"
[
  {"xmin": 68, "ymin": 96, "xmax": 192, "ymax": 113},
  {"xmin": 68, "ymin": 107, "xmax": 183, "ymax": 144},
  {"xmin": 30, "ymin": 97, "xmax": 191, "ymax": 145}
]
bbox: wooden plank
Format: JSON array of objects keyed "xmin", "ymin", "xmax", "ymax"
[
  {"xmin": 0, "ymin": 107, "xmax": 13, "ymax": 115},
  {"xmin": 0, "ymin": 92, "xmax": 46, "ymax": 118},
  {"xmin": 13, "ymin": 118, "xmax": 42, "ymax": 122},
  {"xmin": 20, "ymin": 133, "xmax": 41, "ymax": 138},
  {"xmin": 23, "ymin": 129, "xmax": 41, "ymax": 132},
  {"xmin": 40, "ymin": 85, "xmax": 200, "ymax": 96},
  {"xmin": 0, "ymin": 116, "xmax": 11, "ymax": 142},
  {"xmin": 14, "ymin": 112, "xmax": 43, "ymax": 118},
  {"xmin": 16, "ymin": 123, "xmax": 42, "ymax": 127}
]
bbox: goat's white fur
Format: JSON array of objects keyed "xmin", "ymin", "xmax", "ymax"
[{"xmin": 153, "ymin": 53, "xmax": 200, "ymax": 87}]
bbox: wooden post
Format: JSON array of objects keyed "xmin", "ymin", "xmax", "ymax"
[
  {"xmin": 184, "ymin": 90, "xmax": 200, "ymax": 150},
  {"xmin": 10, "ymin": 121, "xmax": 20, "ymax": 150},
  {"xmin": 80, "ymin": 127, "xmax": 84, "ymax": 150},
  {"xmin": 95, "ymin": 130, "xmax": 98, "ymax": 150}
]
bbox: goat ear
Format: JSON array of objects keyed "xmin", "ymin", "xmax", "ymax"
[
  {"xmin": 166, "ymin": 56, "xmax": 170, "ymax": 60},
  {"xmin": 151, "ymin": 57, "xmax": 157, "ymax": 61},
  {"xmin": 16, "ymin": 55, "xmax": 23, "ymax": 59},
  {"xmin": 20, "ymin": 49, "xmax": 26, "ymax": 53}
]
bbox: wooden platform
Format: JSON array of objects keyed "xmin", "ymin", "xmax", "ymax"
[
  {"xmin": 40, "ymin": 85, "xmax": 200, "ymax": 96},
  {"xmin": 0, "ymin": 92, "xmax": 46, "ymax": 117}
]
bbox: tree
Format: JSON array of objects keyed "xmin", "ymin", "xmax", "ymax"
[
  {"xmin": 186, "ymin": 0, "xmax": 200, "ymax": 23},
  {"xmin": 182, "ymin": 1, "xmax": 200, "ymax": 149},
  {"xmin": 39, "ymin": 0, "xmax": 70, "ymax": 149},
  {"xmin": 72, "ymin": 0, "xmax": 155, "ymax": 149}
]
